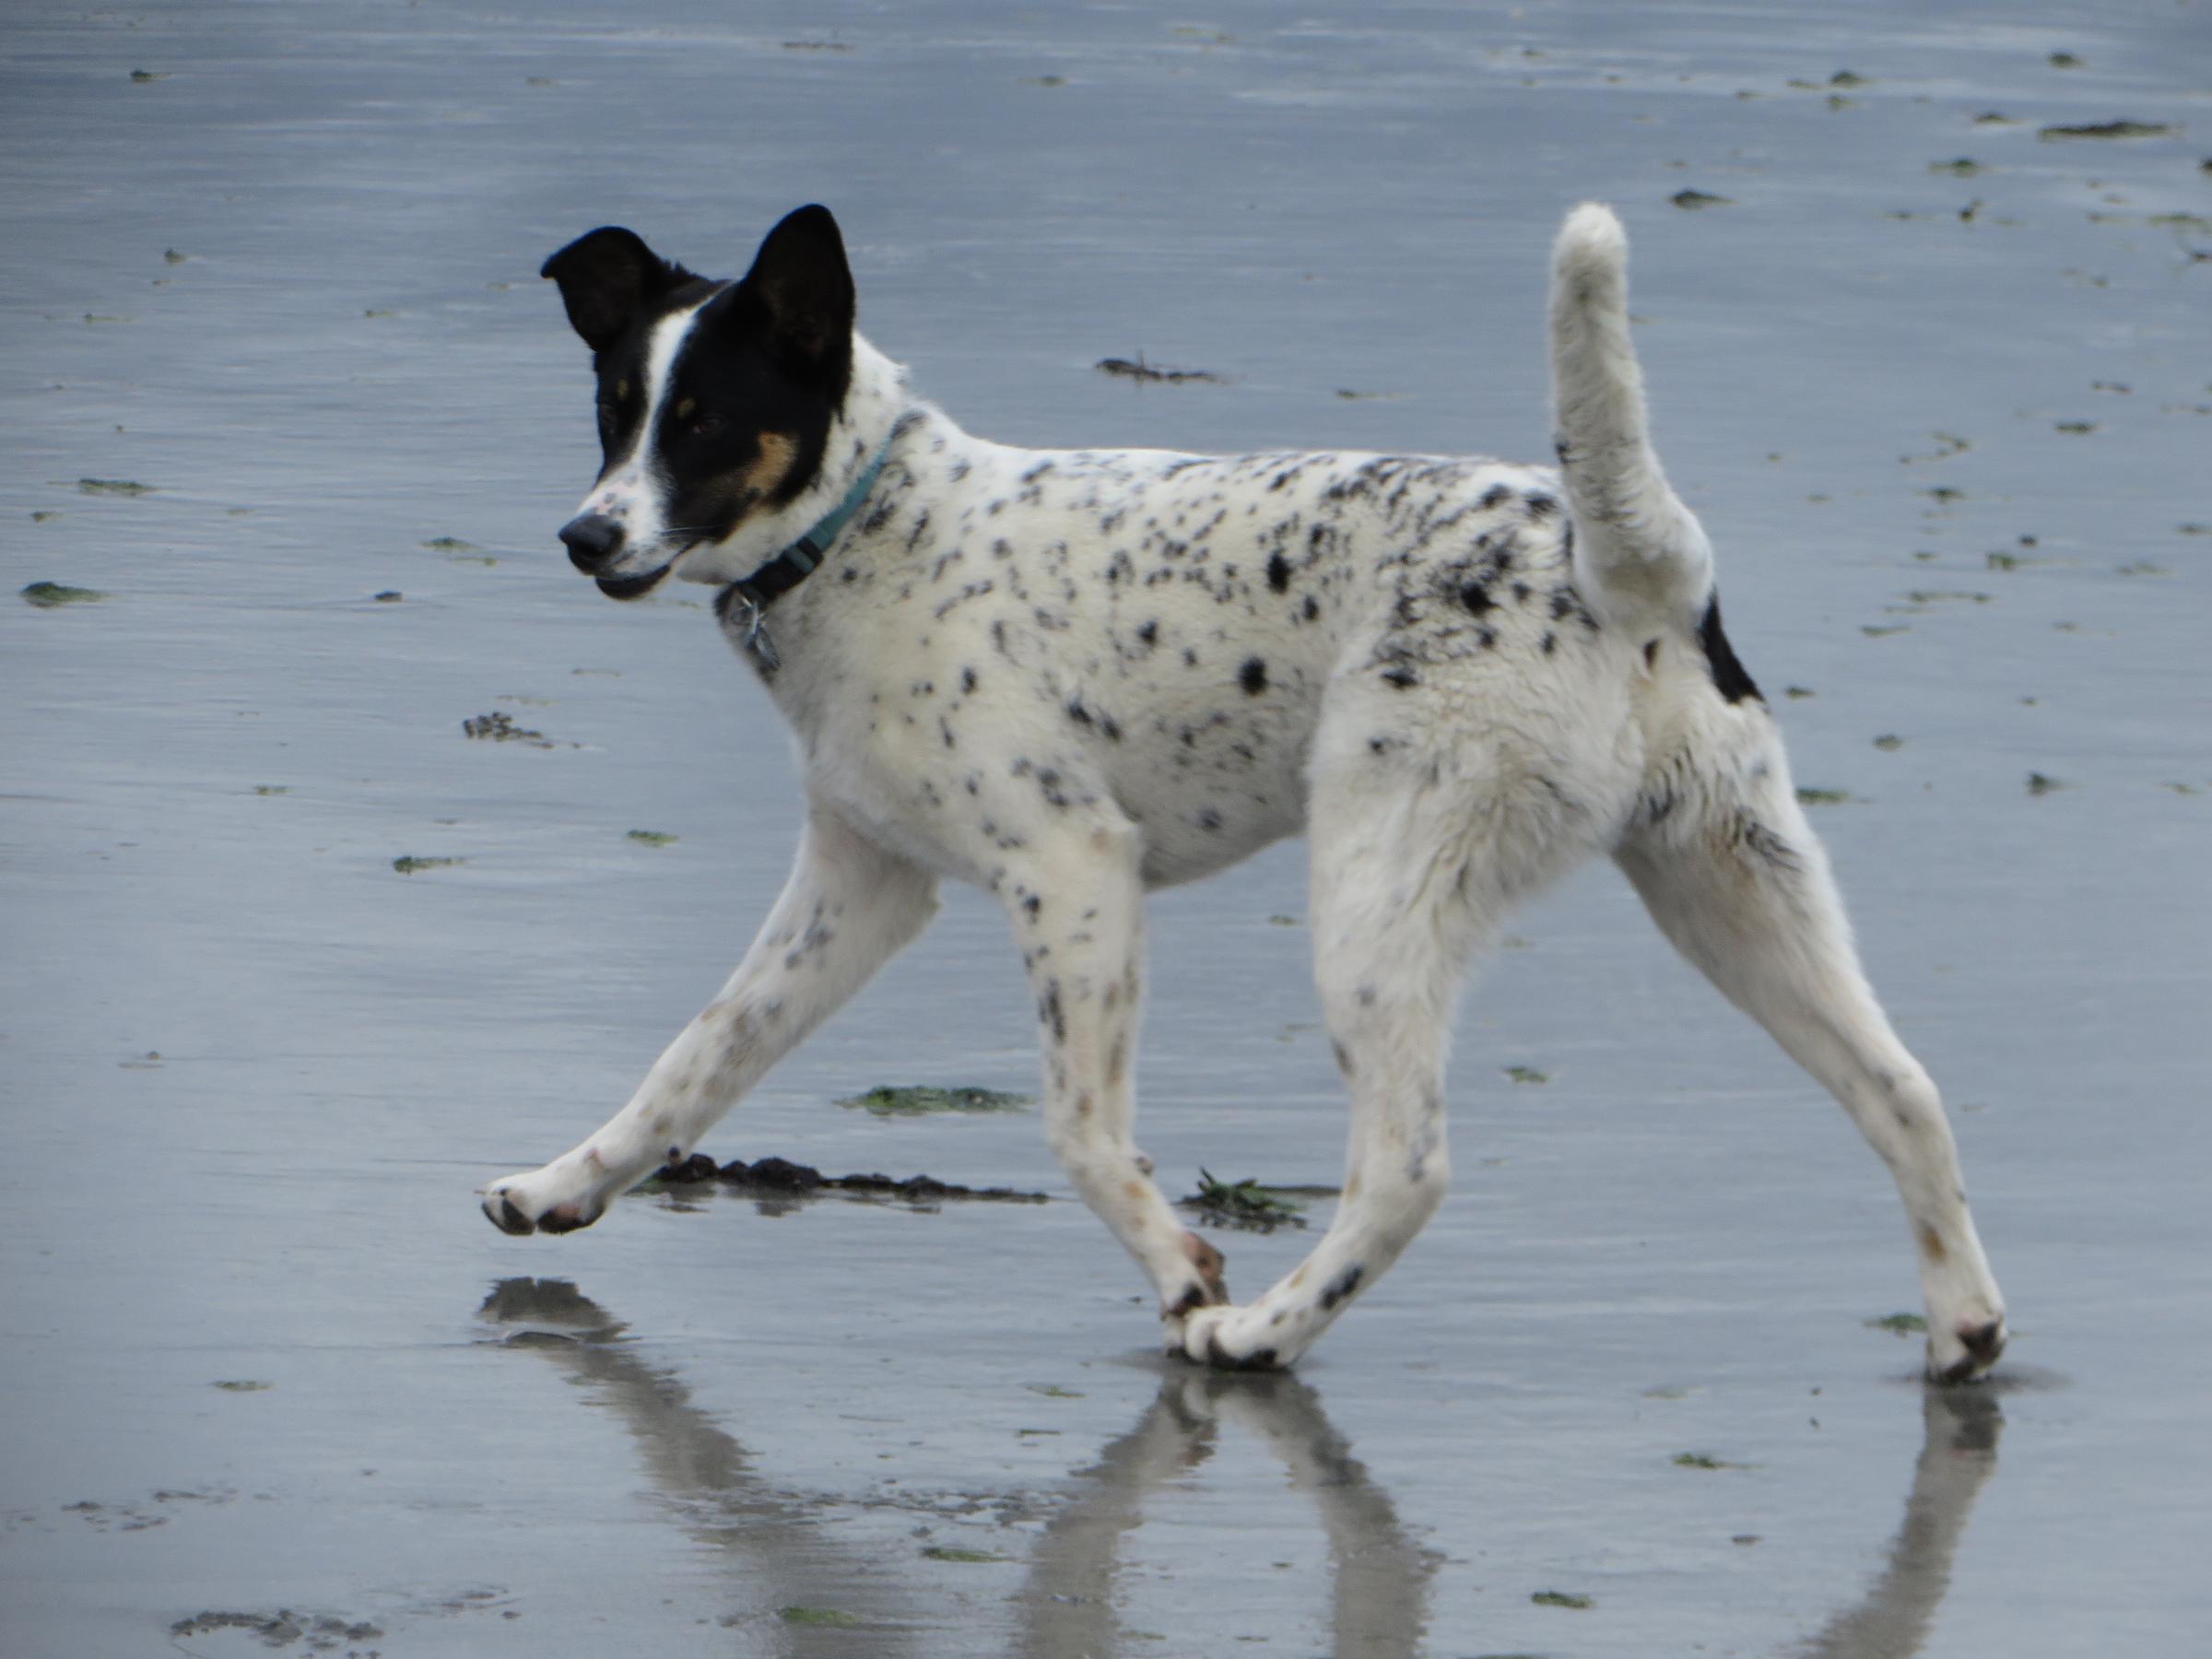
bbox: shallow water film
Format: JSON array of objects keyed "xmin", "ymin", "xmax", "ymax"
[{"xmin": 5, "ymin": 1, "xmax": 2209, "ymax": 1653}]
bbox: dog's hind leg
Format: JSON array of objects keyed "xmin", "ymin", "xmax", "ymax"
[
  {"xmin": 1615, "ymin": 758, "xmax": 2006, "ymax": 1382},
  {"xmin": 1179, "ymin": 732, "xmax": 1573, "ymax": 1371},
  {"xmin": 998, "ymin": 810, "xmax": 1230, "ymax": 1342},
  {"xmin": 479, "ymin": 805, "xmax": 937, "ymax": 1235}
]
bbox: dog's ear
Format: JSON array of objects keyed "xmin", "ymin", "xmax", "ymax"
[
  {"xmin": 741, "ymin": 205, "xmax": 854, "ymax": 368},
  {"xmin": 540, "ymin": 227, "xmax": 688, "ymax": 354}
]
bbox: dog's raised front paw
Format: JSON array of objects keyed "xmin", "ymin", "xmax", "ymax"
[
  {"xmin": 1926, "ymin": 1308, "xmax": 2007, "ymax": 1384},
  {"xmin": 477, "ymin": 1165, "xmax": 608, "ymax": 1237}
]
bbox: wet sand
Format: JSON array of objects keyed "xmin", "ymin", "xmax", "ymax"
[{"xmin": 4, "ymin": 1, "xmax": 2208, "ymax": 1653}]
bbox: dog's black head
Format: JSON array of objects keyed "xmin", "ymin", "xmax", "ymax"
[{"xmin": 541, "ymin": 205, "xmax": 855, "ymax": 598}]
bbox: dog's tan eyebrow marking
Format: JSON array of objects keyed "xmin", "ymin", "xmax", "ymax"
[
  {"xmin": 676, "ymin": 396, "xmax": 696, "ymax": 420},
  {"xmin": 616, "ymin": 378, "xmax": 629, "ymax": 400},
  {"xmin": 746, "ymin": 431, "xmax": 798, "ymax": 495}
]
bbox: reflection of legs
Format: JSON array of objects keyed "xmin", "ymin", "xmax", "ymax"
[
  {"xmin": 481, "ymin": 808, "xmax": 936, "ymax": 1234},
  {"xmin": 1206, "ymin": 1374, "xmax": 1436, "ymax": 1659},
  {"xmin": 1800, "ymin": 1386, "xmax": 2003, "ymax": 1657},
  {"xmin": 1013, "ymin": 1375, "xmax": 1217, "ymax": 1659},
  {"xmin": 477, "ymin": 1279, "xmax": 921, "ymax": 1631},
  {"xmin": 1015, "ymin": 1368, "xmax": 1433, "ymax": 1659},
  {"xmin": 1618, "ymin": 785, "xmax": 2006, "ymax": 1381},
  {"xmin": 477, "ymin": 1280, "xmax": 758, "ymax": 1501},
  {"xmin": 1002, "ymin": 813, "xmax": 1228, "ymax": 1331}
]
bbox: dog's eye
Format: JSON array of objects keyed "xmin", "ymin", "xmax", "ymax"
[{"xmin": 690, "ymin": 413, "xmax": 726, "ymax": 437}]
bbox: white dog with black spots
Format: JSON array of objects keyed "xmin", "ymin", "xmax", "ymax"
[{"xmin": 480, "ymin": 203, "xmax": 2007, "ymax": 1382}]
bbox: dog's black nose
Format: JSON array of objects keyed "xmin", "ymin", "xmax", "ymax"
[{"xmin": 558, "ymin": 512, "xmax": 623, "ymax": 571}]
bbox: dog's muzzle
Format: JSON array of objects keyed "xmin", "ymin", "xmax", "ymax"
[{"xmin": 558, "ymin": 512, "xmax": 624, "ymax": 572}]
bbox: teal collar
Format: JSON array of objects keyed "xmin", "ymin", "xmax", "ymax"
[{"xmin": 726, "ymin": 446, "xmax": 888, "ymax": 617}]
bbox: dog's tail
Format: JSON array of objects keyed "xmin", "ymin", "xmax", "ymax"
[{"xmin": 1548, "ymin": 204, "xmax": 1713, "ymax": 628}]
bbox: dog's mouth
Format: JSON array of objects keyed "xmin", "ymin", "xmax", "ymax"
[
  {"xmin": 593, "ymin": 540, "xmax": 698, "ymax": 602},
  {"xmin": 595, "ymin": 563, "xmax": 673, "ymax": 601}
]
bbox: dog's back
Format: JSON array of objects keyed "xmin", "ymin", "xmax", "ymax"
[{"xmin": 737, "ymin": 204, "xmax": 1729, "ymax": 896}]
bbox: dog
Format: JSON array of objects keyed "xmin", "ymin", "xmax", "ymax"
[{"xmin": 479, "ymin": 202, "xmax": 2007, "ymax": 1382}]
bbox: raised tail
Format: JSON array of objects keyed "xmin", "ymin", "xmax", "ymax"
[{"xmin": 1549, "ymin": 204, "xmax": 1713, "ymax": 628}]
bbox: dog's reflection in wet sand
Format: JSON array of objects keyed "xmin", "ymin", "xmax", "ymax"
[
  {"xmin": 477, "ymin": 1278, "xmax": 2000, "ymax": 1656},
  {"xmin": 1800, "ymin": 1384, "xmax": 2003, "ymax": 1659}
]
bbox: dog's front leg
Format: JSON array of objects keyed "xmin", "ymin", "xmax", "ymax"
[
  {"xmin": 1000, "ymin": 815, "xmax": 1230, "ymax": 1338},
  {"xmin": 480, "ymin": 806, "xmax": 937, "ymax": 1235}
]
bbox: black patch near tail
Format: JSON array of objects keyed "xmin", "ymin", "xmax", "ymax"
[{"xmin": 1698, "ymin": 596, "xmax": 1761, "ymax": 704}]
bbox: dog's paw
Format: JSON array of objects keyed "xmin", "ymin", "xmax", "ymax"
[
  {"xmin": 1926, "ymin": 1307, "xmax": 2007, "ymax": 1385},
  {"xmin": 1159, "ymin": 1231, "xmax": 1232, "ymax": 1347},
  {"xmin": 1177, "ymin": 1305, "xmax": 1290, "ymax": 1372},
  {"xmin": 477, "ymin": 1164, "xmax": 609, "ymax": 1237},
  {"xmin": 1182, "ymin": 1230, "xmax": 1230, "ymax": 1300}
]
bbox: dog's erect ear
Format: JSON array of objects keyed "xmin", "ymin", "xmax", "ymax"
[
  {"xmin": 741, "ymin": 205, "xmax": 854, "ymax": 367},
  {"xmin": 540, "ymin": 227, "xmax": 688, "ymax": 353}
]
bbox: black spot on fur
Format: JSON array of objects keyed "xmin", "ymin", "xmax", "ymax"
[
  {"xmin": 1478, "ymin": 483, "xmax": 1513, "ymax": 510},
  {"xmin": 1206, "ymin": 1332, "xmax": 1281, "ymax": 1371},
  {"xmin": 1381, "ymin": 665, "xmax": 1419, "ymax": 689},
  {"xmin": 1735, "ymin": 814, "xmax": 1798, "ymax": 870},
  {"xmin": 1136, "ymin": 618, "xmax": 1159, "ymax": 647},
  {"xmin": 1239, "ymin": 657, "xmax": 1268, "ymax": 695},
  {"xmin": 1302, "ymin": 593, "xmax": 1320, "ymax": 621},
  {"xmin": 1460, "ymin": 582, "xmax": 1494, "ymax": 616},
  {"xmin": 1321, "ymin": 1264, "xmax": 1365, "ymax": 1312},
  {"xmin": 1066, "ymin": 699, "xmax": 1093, "ymax": 728},
  {"xmin": 1698, "ymin": 595, "xmax": 1763, "ymax": 703},
  {"xmin": 1634, "ymin": 772, "xmax": 1678, "ymax": 829},
  {"xmin": 1541, "ymin": 630, "xmax": 1557, "ymax": 655},
  {"xmin": 1524, "ymin": 491, "xmax": 1558, "ymax": 517},
  {"xmin": 1265, "ymin": 552, "xmax": 1291, "ymax": 594},
  {"xmin": 960, "ymin": 665, "xmax": 978, "ymax": 694}
]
